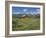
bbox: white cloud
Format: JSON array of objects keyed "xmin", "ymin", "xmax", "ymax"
[
  {"xmin": 36, "ymin": 9, "xmax": 40, "ymax": 14},
  {"xmin": 13, "ymin": 12, "xmax": 20, "ymax": 14},
  {"xmin": 23, "ymin": 9, "xmax": 27, "ymax": 12}
]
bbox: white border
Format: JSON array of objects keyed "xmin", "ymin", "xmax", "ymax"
[{"xmin": 9, "ymin": 4, "xmax": 43, "ymax": 34}]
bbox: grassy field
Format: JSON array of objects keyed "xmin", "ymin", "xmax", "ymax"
[{"xmin": 12, "ymin": 16, "xmax": 40, "ymax": 31}]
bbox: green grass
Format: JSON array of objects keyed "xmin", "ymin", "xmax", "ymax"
[{"xmin": 12, "ymin": 16, "xmax": 40, "ymax": 31}]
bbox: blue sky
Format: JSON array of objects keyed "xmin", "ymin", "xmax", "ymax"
[{"xmin": 12, "ymin": 7, "xmax": 40, "ymax": 14}]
